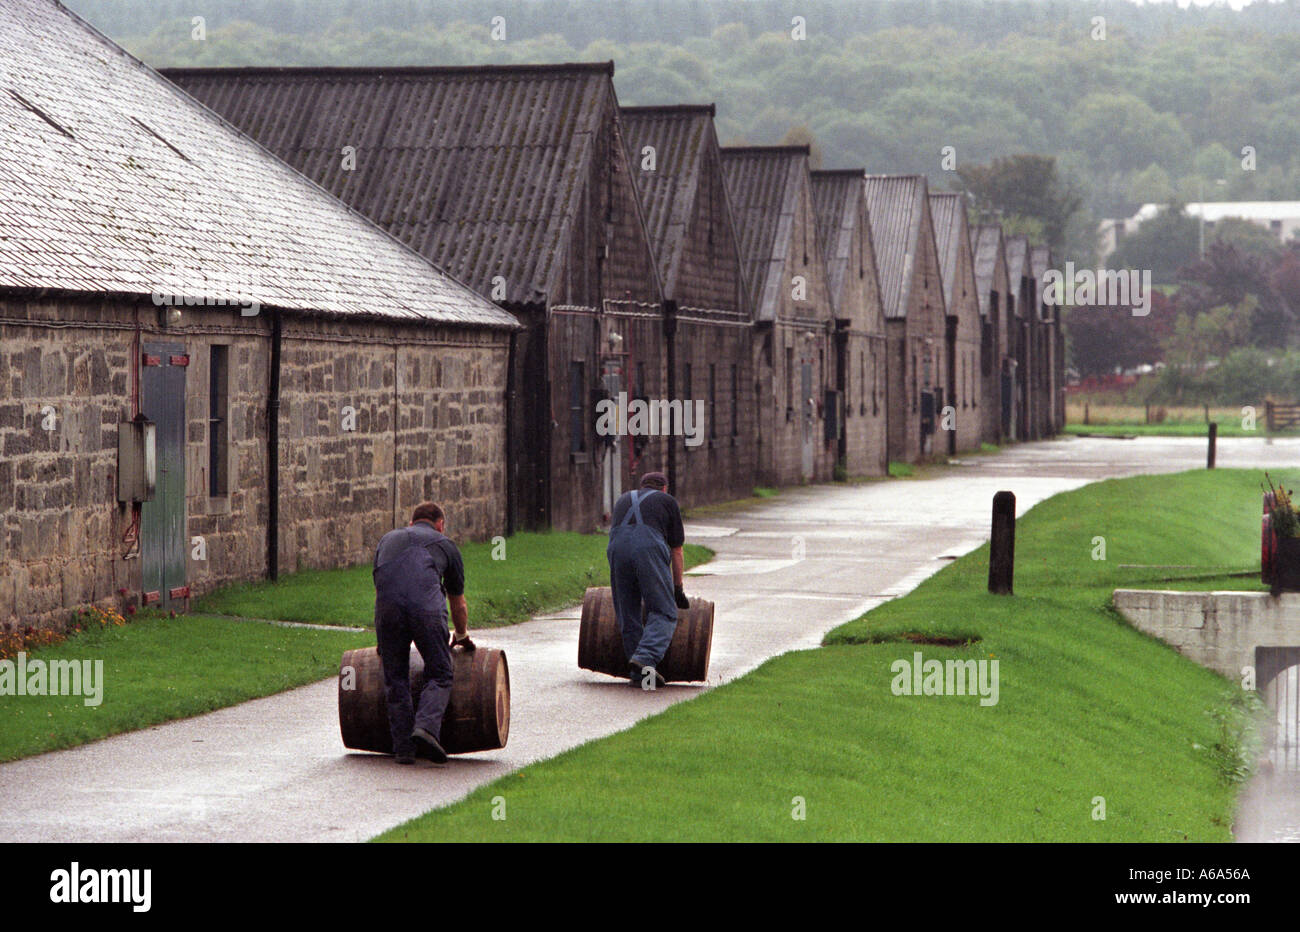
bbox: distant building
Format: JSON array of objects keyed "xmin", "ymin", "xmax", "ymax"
[
  {"xmin": 969, "ymin": 224, "xmax": 1012, "ymax": 445},
  {"xmin": 621, "ymin": 105, "xmax": 758, "ymax": 507},
  {"xmin": 810, "ymin": 169, "xmax": 888, "ymax": 478},
  {"xmin": 928, "ymin": 193, "xmax": 984, "ymax": 455},
  {"xmin": 722, "ymin": 146, "xmax": 838, "ymax": 485},
  {"xmin": 862, "ymin": 175, "xmax": 949, "ymax": 464},
  {"xmin": 1101, "ymin": 201, "xmax": 1300, "ymax": 259}
]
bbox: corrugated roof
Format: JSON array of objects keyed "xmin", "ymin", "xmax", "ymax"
[
  {"xmin": 1030, "ymin": 244, "xmax": 1052, "ymax": 317},
  {"xmin": 1004, "ymin": 235, "xmax": 1030, "ymax": 314},
  {"xmin": 810, "ymin": 168, "xmax": 879, "ymax": 316},
  {"xmin": 928, "ymin": 192, "xmax": 970, "ymax": 315},
  {"xmin": 621, "ymin": 104, "xmax": 742, "ymax": 302},
  {"xmin": 0, "ymin": 0, "xmax": 516, "ymax": 328},
  {"xmin": 165, "ymin": 62, "xmax": 625, "ymax": 307},
  {"xmin": 720, "ymin": 146, "xmax": 809, "ymax": 321},
  {"xmin": 862, "ymin": 174, "xmax": 929, "ymax": 320},
  {"xmin": 970, "ymin": 224, "xmax": 1007, "ymax": 316}
]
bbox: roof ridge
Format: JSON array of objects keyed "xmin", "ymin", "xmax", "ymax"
[{"xmin": 161, "ymin": 62, "xmax": 616, "ymax": 78}]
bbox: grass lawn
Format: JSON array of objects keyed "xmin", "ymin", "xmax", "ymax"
[
  {"xmin": 375, "ymin": 469, "xmax": 1266, "ymax": 842},
  {"xmin": 194, "ymin": 531, "xmax": 714, "ymax": 626},
  {"xmin": 0, "ymin": 614, "xmax": 372, "ymax": 763},
  {"xmin": 1064, "ymin": 422, "xmax": 1281, "ymax": 438}
]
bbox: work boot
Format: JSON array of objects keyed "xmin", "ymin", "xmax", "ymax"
[
  {"xmin": 411, "ymin": 727, "xmax": 448, "ymax": 764},
  {"xmin": 628, "ymin": 662, "xmax": 666, "ymax": 691}
]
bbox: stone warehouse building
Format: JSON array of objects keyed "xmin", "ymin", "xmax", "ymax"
[
  {"xmin": 166, "ymin": 63, "xmax": 667, "ymax": 534},
  {"xmin": 0, "ymin": 0, "xmax": 518, "ymax": 627},
  {"xmin": 1003, "ymin": 235, "xmax": 1032, "ymax": 442},
  {"xmin": 620, "ymin": 105, "xmax": 758, "ymax": 508},
  {"xmin": 970, "ymin": 224, "xmax": 1013, "ymax": 444},
  {"xmin": 928, "ymin": 193, "xmax": 984, "ymax": 456},
  {"xmin": 810, "ymin": 169, "xmax": 888, "ymax": 478},
  {"xmin": 862, "ymin": 175, "xmax": 949, "ymax": 465},
  {"xmin": 721, "ymin": 146, "xmax": 838, "ymax": 486}
]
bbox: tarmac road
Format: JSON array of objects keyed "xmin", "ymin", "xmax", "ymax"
[{"xmin": 3, "ymin": 434, "xmax": 1298, "ymax": 842}]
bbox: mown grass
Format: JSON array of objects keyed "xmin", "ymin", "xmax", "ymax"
[
  {"xmin": 194, "ymin": 531, "xmax": 713, "ymax": 626},
  {"xmin": 375, "ymin": 469, "xmax": 1265, "ymax": 842},
  {"xmin": 1065, "ymin": 422, "xmax": 1272, "ymax": 438},
  {"xmin": 0, "ymin": 614, "xmax": 372, "ymax": 763}
]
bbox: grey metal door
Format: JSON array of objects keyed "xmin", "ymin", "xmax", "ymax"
[
  {"xmin": 801, "ymin": 361, "xmax": 814, "ymax": 479},
  {"xmin": 141, "ymin": 342, "xmax": 188, "ymax": 611}
]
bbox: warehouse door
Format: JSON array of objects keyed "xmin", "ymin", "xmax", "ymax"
[
  {"xmin": 801, "ymin": 361, "xmax": 814, "ymax": 479},
  {"xmin": 141, "ymin": 342, "xmax": 188, "ymax": 611}
]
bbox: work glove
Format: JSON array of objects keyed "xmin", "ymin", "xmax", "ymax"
[
  {"xmin": 450, "ymin": 632, "xmax": 476, "ymax": 651},
  {"xmin": 674, "ymin": 585, "xmax": 691, "ymax": 610}
]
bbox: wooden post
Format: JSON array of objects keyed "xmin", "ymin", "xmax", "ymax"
[
  {"xmin": 988, "ymin": 491, "xmax": 1016, "ymax": 595},
  {"xmin": 1267, "ymin": 400, "xmax": 1275, "ymax": 433},
  {"xmin": 1144, "ymin": 403, "xmax": 1150, "ymax": 424},
  {"xmin": 1207, "ymin": 422, "xmax": 1217, "ymax": 469},
  {"xmin": 1083, "ymin": 403, "xmax": 1089, "ymax": 425}
]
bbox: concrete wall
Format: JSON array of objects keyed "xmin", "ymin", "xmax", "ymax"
[{"xmin": 1113, "ymin": 588, "xmax": 1300, "ymax": 682}]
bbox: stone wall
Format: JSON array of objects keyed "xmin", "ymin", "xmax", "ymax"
[{"xmin": 0, "ymin": 296, "xmax": 510, "ymax": 630}]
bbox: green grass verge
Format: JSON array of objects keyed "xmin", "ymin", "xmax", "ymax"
[
  {"xmin": 887, "ymin": 461, "xmax": 915, "ymax": 478},
  {"xmin": 1065, "ymin": 422, "xmax": 1291, "ymax": 438},
  {"xmin": 194, "ymin": 531, "xmax": 713, "ymax": 626},
  {"xmin": 0, "ymin": 615, "xmax": 372, "ymax": 763},
  {"xmin": 375, "ymin": 469, "xmax": 1266, "ymax": 842}
]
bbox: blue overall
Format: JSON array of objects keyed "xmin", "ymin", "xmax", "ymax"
[
  {"xmin": 607, "ymin": 490, "xmax": 678, "ymax": 668},
  {"xmin": 373, "ymin": 525, "xmax": 456, "ymax": 757}
]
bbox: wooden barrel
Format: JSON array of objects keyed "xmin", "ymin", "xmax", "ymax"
[
  {"xmin": 577, "ymin": 586, "xmax": 713, "ymax": 682},
  {"xmin": 338, "ymin": 646, "xmax": 509, "ymax": 755}
]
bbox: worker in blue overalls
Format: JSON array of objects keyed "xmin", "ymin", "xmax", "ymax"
[
  {"xmin": 607, "ymin": 472, "xmax": 691, "ymax": 690},
  {"xmin": 373, "ymin": 501, "xmax": 474, "ymax": 765}
]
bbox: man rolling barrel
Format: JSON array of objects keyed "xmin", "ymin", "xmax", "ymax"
[
  {"xmin": 372, "ymin": 502, "xmax": 474, "ymax": 765},
  {"xmin": 607, "ymin": 472, "xmax": 692, "ymax": 690}
]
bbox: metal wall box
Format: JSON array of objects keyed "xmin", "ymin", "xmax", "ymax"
[{"xmin": 116, "ymin": 417, "xmax": 156, "ymax": 503}]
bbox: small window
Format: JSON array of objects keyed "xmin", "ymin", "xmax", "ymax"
[
  {"xmin": 569, "ymin": 361, "xmax": 586, "ymax": 454},
  {"xmin": 208, "ymin": 345, "xmax": 229, "ymax": 497}
]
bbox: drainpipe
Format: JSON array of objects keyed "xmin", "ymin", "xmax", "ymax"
[
  {"xmin": 664, "ymin": 300, "xmax": 678, "ymax": 493},
  {"xmin": 267, "ymin": 308, "xmax": 282, "ymax": 581},
  {"xmin": 504, "ymin": 326, "xmax": 518, "ymax": 537}
]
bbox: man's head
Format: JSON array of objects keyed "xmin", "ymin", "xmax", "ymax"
[
  {"xmin": 411, "ymin": 501, "xmax": 445, "ymax": 532},
  {"xmin": 640, "ymin": 471, "xmax": 669, "ymax": 493}
]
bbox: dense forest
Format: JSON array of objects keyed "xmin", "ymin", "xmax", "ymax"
[{"xmin": 65, "ymin": 0, "xmax": 1300, "ymax": 391}]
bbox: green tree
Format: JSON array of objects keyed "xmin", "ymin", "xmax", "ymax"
[
  {"xmin": 955, "ymin": 155, "xmax": 1082, "ymax": 254},
  {"xmin": 1109, "ymin": 205, "xmax": 1199, "ymax": 285}
]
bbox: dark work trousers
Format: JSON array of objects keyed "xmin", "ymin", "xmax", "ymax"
[
  {"xmin": 607, "ymin": 490, "xmax": 678, "ymax": 668},
  {"xmin": 375, "ymin": 600, "xmax": 453, "ymax": 757}
]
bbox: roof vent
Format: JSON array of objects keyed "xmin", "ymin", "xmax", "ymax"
[
  {"xmin": 8, "ymin": 90, "xmax": 74, "ymax": 139},
  {"xmin": 130, "ymin": 116, "xmax": 191, "ymax": 162}
]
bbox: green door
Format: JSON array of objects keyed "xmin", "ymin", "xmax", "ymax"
[{"xmin": 141, "ymin": 342, "xmax": 188, "ymax": 611}]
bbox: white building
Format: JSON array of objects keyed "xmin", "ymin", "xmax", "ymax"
[{"xmin": 1100, "ymin": 201, "xmax": 1300, "ymax": 258}]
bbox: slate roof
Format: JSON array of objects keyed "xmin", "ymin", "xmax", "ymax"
[
  {"xmin": 720, "ymin": 146, "xmax": 810, "ymax": 321},
  {"xmin": 928, "ymin": 192, "xmax": 972, "ymax": 314},
  {"xmin": 809, "ymin": 168, "xmax": 881, "ymax": 318},
  {"xmin": 165, "ymin": 62, "xmax": 632, "ymax": 308},
  {"xmin": 970, "ymin": 224, "xmax": 1007, "ymax": 316},
  {"xmin": 862, "ymin": 174, "xmax": 931, "ymax": 321},
  {"xmin": 0, "ymin": 0, "xmax": 515, "ymax": 328}
]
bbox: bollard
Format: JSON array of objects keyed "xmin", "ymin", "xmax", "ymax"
[
  {"xmin": 1207, "ymin": 422, "xmax": 1217, "ymax": 469},
  {"xmin": 988, "ymin": 491, "xmax": 1016, "ymax": 595}
]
